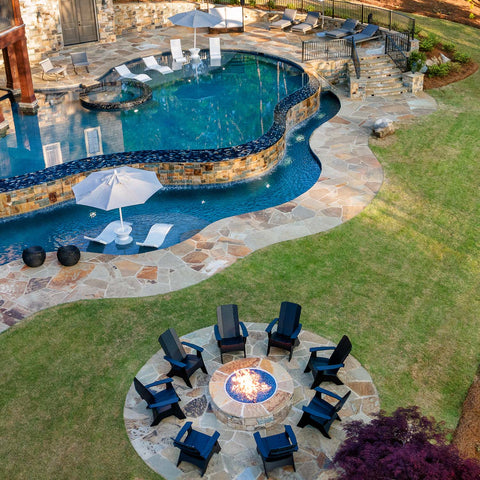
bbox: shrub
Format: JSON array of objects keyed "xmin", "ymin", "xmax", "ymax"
[
  {"xmin": 428, "ymin": 63, "xmax": 451, "ymax": 77},
  {"xmin": 442, "ymin": 41, "xmax": 456, "ymax": 54},
  {"xmin": 248, "ymin": 0, "xmax": 256, "ymax": 6},
  {"xmin": 453, "ymin": 51, "xmax": 472, "ymax": 64},
  {"xmin": 267, "ymin": 0, "xmax": 275, "ymax": 9},
  {"xmin": 286, "ymin": 3, "xmax": 295, "ymax": 9},
  {"xmin": 419, "ymin": 32, "xmax": 439, "ymax": 52},
  {"xmin": 334, "ymin": 406, "xmax": 480, "ymax": 480},
  {"xmin": 408, "ymin": 50, "xmax": 427, "ymax": 73}
]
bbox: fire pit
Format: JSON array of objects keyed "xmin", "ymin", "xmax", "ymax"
[{"xmin": 209, "ymin": 357, "xmax": 294, "ymax": 430}]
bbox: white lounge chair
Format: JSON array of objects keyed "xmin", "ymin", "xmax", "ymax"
[
  {"xmin": 209, "ymin": 37, "xmax": 222, "ymax": 67},
  {"xmin": 114, "ymin": 64, "xmax": 152, "ymax": 82},
  {"xmin": 84, "ymin": 221, "xmax": 132, "ymax": 245},
  {"xmin": 270, "ymin": 8, "xmax": 297, "ymax": 30},
  {"xmin": 136, "ymin": 223, "xmax": 173, "ymax": 248},
  {"xmin": 142, "ymin": 56, "xmax": 173, "ymax": 75},
  {"xmin": 170, "ymin": 39, "xmax": 187, "ymax": 64},
  {"xmin": 39, "ymin": 58, "xmax": 66, "ymax": 81}
]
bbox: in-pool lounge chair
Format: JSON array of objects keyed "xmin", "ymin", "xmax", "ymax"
[
  {"xmin": 39, "ymin": 58, "xmax": 66, "ymax": 81},
  {"xmin": 142, "ymin": 56, "xmax": 173, "ymax": 75},
  {"xmin": 136, "ymin": 223, "xmax": 173, "ymax": 248},
  {"xmin": 270, "ymin": 8, "xmax": 297, "ymax": 30},
  {"xmin": 344, "ymin": 23, "xmax": 380, "ymax": 43},
  {"xmin": 323, "ymin": 18, "xmax": 359, "ymax": 38},
  {"xmin": 114, "ymin": 64, "xmax": 152, "ymax": 82},
  {"xmin": 291, "ymin": 12, "xmax": 320, "ymax": 34},
  {"xmin": 84, "ymin": 220, "xmax": 132, "ymax": 245},
  {"xmin": 209, "ymin": 37, "xmax": 222, "ymax": 67},
  {"xmin": 170, "ymin": 39, "xmax": 187, "ymax": 64}
]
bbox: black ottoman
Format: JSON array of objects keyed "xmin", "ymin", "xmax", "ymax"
[
  {"xmin": 22, "ymin": 246, "xmax": 46, "ymax": 268},
  {"xmin": 57, "ymin": 245, "xmax": 81, "ymax": 266}
]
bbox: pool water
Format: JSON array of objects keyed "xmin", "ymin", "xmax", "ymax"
[
  {"xmin": 0, "ymin": 92, "xmax": 340, "ymax": 265},
  {"xmin": 0, "ymin": 52, "xmax": 305, "ymax": 179}
]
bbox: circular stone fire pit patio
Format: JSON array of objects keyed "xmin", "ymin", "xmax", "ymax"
[{"xmin": 124, "ymin": 323, "xmax": 380, "ymax": 479}]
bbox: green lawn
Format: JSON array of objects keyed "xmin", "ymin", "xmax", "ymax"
[{"xmin": 1, "ymin": 15, "xmax": 479, "ymax": 480}]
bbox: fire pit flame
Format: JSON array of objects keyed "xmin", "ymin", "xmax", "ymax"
[{"xmin": 229, "ymin": 368, "xmax": 272, "ymax": 402}]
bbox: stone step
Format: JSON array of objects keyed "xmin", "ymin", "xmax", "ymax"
[{"xmin": 365, "ymin": 84, "xmax": 408, "ymax": 96}]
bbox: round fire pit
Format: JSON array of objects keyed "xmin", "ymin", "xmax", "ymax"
[{"xmin": 209, "ymin": 357, "xmax": 294, "ymax": 431}]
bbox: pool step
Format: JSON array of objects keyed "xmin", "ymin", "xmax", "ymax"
[{"xmin": 348, "ymin": 55, "xmax": 408, "ymax": 98}]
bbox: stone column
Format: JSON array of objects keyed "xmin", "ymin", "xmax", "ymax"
[{"xmin": 402, "ymin": 72, "xmax": 424, "ymax": 94}]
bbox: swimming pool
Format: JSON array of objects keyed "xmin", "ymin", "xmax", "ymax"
[
  {"xmin": 0, "ymin": 92, "xmax": 340, "ymax": 265},
  {"xmin": 0, "ymin": 52, "xmax": 305, "ymax": 179}
]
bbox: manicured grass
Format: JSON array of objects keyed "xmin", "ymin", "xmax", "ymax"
[{"xmin": 1, "ymin": 15, "xmax": 479, "ymax": 480}]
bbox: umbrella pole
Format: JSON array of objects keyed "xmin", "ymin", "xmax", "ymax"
[
  {"xmin": 194, "ymin": 27, "xmax": 197, "ymax": 49},
  {"xmin": 119, "ymin": 207, "xmax": 124, "ymax": 231}
]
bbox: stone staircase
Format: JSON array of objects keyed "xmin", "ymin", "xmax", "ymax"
[{"xmin": 348, "ymin": 54, "xmax": 408, "ymax": 98}]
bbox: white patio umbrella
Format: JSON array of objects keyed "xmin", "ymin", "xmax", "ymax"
[
  {"xmin": 72, "ymin": 166, "xmax": 162, "ymax": 231},
  {"xmin": 169, "ymin": 9, "xmax": 221, "ymax": 49}
]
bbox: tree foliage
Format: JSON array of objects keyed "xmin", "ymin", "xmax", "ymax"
[{"xmin": 333, "ymin": 406, "xmax": 480, "ymax": 480}]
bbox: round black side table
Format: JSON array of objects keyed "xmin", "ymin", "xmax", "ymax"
[
  {"xmin": 22, "ymin": 246, "xmax": 46, "ymax": 268},
  {"xmin": 57, "ymin": 245, "xmax": 81, "ymax": 266}
]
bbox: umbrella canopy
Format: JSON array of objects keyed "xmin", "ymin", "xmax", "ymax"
[
  {"xmin": 169, "ymin": 9, "xmax": 221, "ymax": 49},
  {"xmin": 72, "ymin": 166, "xmax": 162, "ymax": 229}
]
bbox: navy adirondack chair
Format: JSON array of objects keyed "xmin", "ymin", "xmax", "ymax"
[
  {"xmin": 304, "ymin": 335, "xmax": 352, "ymax": 389},
  {"xmin": 173, "ymin": 421, "xmax": 221, "ymax": 477},
  {"xmin": 158, "ymin": 328, "xmax": 208, "ymax": 388},
  {"xmin": 133, "ymin": 377, "xmax": 186, "ymax": 426},
  {"xmin": 266, "ymin": 302, "xmax": 302, "ymax": 361},
  {"xmin": 214, "ymin": 304, "xmax": 249, "ymax": 363},
  {"xmin": 254, "ymin": 425, "xmax": 298, "ymax": 478},
  {"xmin": 297, "ymin": 387, "xmax": 351, "ymax": 438}
]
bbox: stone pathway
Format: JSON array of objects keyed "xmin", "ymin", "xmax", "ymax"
[
  {"xmin": 0, "ymin": 27, "xmax": 437, "ymax": 333},
  {"xmin": 125, "ymin": 324, "xmax": 379, "ymax": 479}
]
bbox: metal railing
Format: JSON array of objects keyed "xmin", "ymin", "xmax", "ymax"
[
  {"xmin": 218, "ymin": 0, "xmax": 416, "ymax": 38},
  {"xmin": 385, "ymin": 33, "xmax": 409, "ymax": 71},
  {"xmin": 301, "ymin": 37, "xmax": 361, "ymax": 78},
  {"xmin": 351, "ymin": 38, "xmax": 360, "ymax": 78}
]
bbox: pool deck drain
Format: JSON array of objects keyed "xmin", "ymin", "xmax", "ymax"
[
  {"xmin": 126, "ymin": 324, "xmax": 379, "ymax": 479},
  {"xmin": 0, "ymin": 27, "xmax": 437, "ymax": 332}
]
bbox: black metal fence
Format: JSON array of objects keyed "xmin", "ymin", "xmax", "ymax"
[
  {"xmin": 217, "ymin": 0, "xmax": 415, "ymax": 38},
  {"xmin": 302, "ymin": 38, "xmax": 352, "ymax": 61},
  {"xmin": 385, "ymin": 33, "xmax": 409, "ymax": 71}
]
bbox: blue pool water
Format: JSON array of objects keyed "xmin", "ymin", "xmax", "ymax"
[
  {"xmin": 0, "ymin": 92, "xmax": 340, "ymax": 265},
  {"xmin": 0, "ymin": 52, "xmax": 305, "ymax": 179}
]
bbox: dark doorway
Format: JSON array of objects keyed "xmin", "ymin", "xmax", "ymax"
[{"xmin": 60, "ymin": 0, "xmax": 98, "ymax": 46}]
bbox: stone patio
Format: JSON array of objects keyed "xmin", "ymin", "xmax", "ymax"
[
  {"xmin": 125, "ymin": 324, "xmax": 379, "ymax": 479},
  {"xmin": 0, "ymin": 25, "xmax": 438, "ymax": 334}
]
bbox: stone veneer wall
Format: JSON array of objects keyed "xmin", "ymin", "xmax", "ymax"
[{"xmin": 0, "ymin": 70, "xmax": 320, "ymax": 218}]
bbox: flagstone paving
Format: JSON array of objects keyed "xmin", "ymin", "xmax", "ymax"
[
  {"xmin": 0, "ymin": 25, "xmax": 437, "ymax": 333},
  {"xmin": 125, "ymin": 324, "xmax": 379, "ymax": 479}
]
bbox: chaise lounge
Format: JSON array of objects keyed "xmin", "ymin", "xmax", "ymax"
[
  {"xmin": 344, "ymin": 23, "xmax": 380, "ymax": 44},
  {"xmin": 323, "ymin": 18, "xmax": 359, "ymax": 38}
]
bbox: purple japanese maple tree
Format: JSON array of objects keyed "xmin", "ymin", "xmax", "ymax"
[{"xmin": 333, "ymin": 406, "xmax": 480, "ymax": 480}]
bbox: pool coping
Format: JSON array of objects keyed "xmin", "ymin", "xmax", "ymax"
[{"xmin": 0, "ymin": 87, "xmax": 437, "ymax": 333}]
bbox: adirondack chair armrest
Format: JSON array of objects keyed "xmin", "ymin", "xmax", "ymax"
[
  {"xmin": 315, "ymin": 363, "xmax": 344, "ymax": 371},
  {"xmin": 284, "ymin": 424, "xmax": 297, "ymax": 447},
  {"xmin": 182, "ymin": 341, "xmax": 204, "ymax": 353},
  {"xmin": 173, "ymin": 421, "xmax": 193, "ymax": 443},
  {"xmin": 164, "ymin": 355, "xmax": 187, "ymax": 368},
  {"xmin": 214, "ymin": 324, "xmax": 222, "ymax": 341},
  {"xmin": 148, "ymin": 397, "xmax": 178, "ymax": 409},
  {"xmin": 265, "ymin": 318, "xmax": 279, "ymax": 334},
  {"xmin": 314, "ymin": 386, "xmax": 343, "ymax": 401},
  {"xmin": 253, "ymin": 431, "xmax": 269, "ymax": 457},
  {"xmin": 239, "ymin": 321, "xmax": 249, "ymax": 338},
  {"xmin": 291, "ymin": 323, "xmax": 302, "ymax": 340},
  {"xmin": 302, "ymin": 404, "xmax": 331, "ymax": 420},
  {"xmin": 145, "ymin": 377, "xmax": 173, "ymax": 388},
  {"xmin": 199, "ymin": 430, "xmax": 220, "ymax": 458},
  {"xmin": 310, "ymin": 346, "xmax": 336, "ymax": 352}
]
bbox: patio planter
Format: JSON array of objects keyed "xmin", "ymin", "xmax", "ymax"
[
  {"xmin": 22, "ymin": 246, "xmax": 46, "ymax": 267},
  {"xmin": 57, "ymin": 245, "xmax": 81, "ymax": 266}
]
